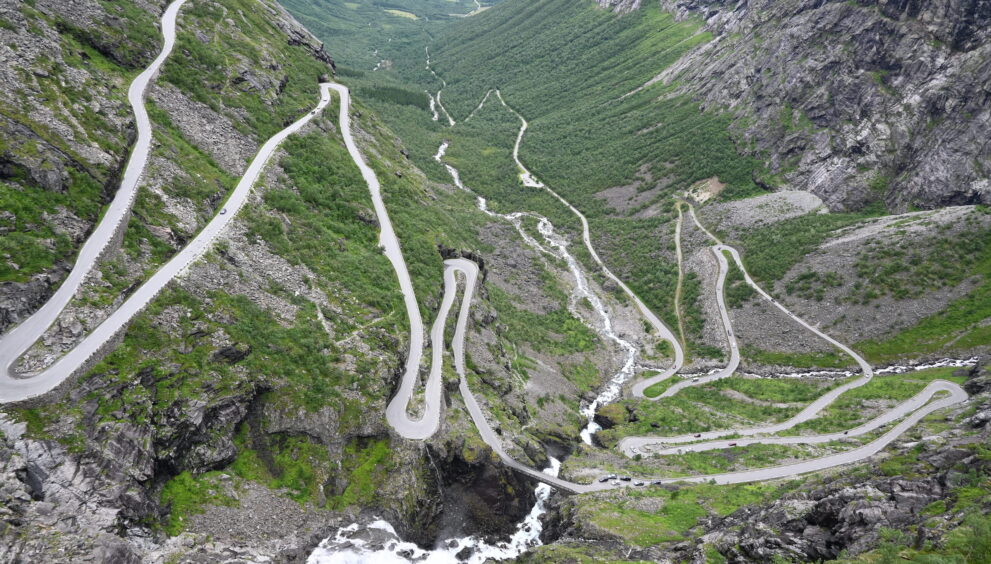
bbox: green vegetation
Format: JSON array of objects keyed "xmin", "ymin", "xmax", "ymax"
[
  {"xmin": 416, "ymin": 0, "xmax": 764, "ymax": 207},
  {"xmin": 833, "ymin": 512, "xmax": 991, "ymax": 563},
  {"xmin": 849, "ymin": 222, "xmax": 990, "ymax": 303},
  {"xmin": 488, "ymin": 285, "xmax": 599, "ymax": 355},
  {"xmin": 159, "ymin": 471, "xmax": 236, "ymax": 535},
  {"xmin": 563, "ymin": 359, "xmax": 605, "ymax": 394},
  {"xmin": 659, "ymin": 443, "xmax": 820, "ymax": 476},
  {"xmin": 852, "ymin": 212, "xmax": 990, "ymax": 361},
  {"xmin": 599, "ymin": 384, "xmax": 802, "ymax": 445},
  {"xmin": 248, "ymin": 129, "xmax": 405, "ymax": 316},
  {"xmin": 785, "ymin": 366, "xmax": 964, "ymax": 434},
  {"xmin": 159, "ymin": 0, "xmax": 331, "ymax": 139},
  {"xmin": 723, "ymin": 249, "xmax": 755, "ymax": 307},
  {"xmin": 737, "ymin": 211, "xmax": 870, "ymax": 284},
  {"xmin": 643, "ymin": 375, "xmax": 683, "ymax": 398},
  {"xmin": 0, "ymin": 172, "xmax": 102, "ymax": 283},
  {"xmin": 295, "ymin": 0, "xmax": 771, "ymax": 344},
  {"xmin": 279, "ymin": 0, "xmax": 482, "ymax": 71},
  {"xmin": 327, "ymin": 438, "xmax": 393, "ymax": 509},
  {"xmin": 786, "ymin": 269, "xmax": 843, "ymax": 301},
  {"xmin": 357, "ymin": 84, "xmax": 429, "ymax": 109},
  {"xmin": 711, "ymin": 376, "xmax": 838, "ymax": 403},
  {"xmin": 579, "ymin": 481, "xmax": 791, "ymax": 547}
]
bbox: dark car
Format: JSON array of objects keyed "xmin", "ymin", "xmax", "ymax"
[
  {"xmin": 728, "ymin": 442, "xmax": 738, "ymax": 447},
  {"xmin": 694, "ymin": 433, "xmax": 702, "ymax": 438},
  {"xmin": 599, "ymin": 474, "xmax": 617, "ymax": 483},
  {"xmin": 619, "ymin": 476, "xmax": 632, "ymax": 482}
]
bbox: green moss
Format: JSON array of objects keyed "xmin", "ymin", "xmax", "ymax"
[
  {"xmin": 327, "ymin": 438, "xmax": 393, "ymax": 509},
  {"xmin": 160, "ymin": 471, "xmax": 237, "ymax": 535}
]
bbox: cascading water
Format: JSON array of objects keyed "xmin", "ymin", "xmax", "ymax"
[
  {"xmin": 306, "ymin": 458, "xmax": 561, "ymax": 563},
  {"xmin": 432, "ymin": 141, "xmax": 640, "ymax": 445}
]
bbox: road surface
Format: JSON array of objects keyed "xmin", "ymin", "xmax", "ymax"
[{"xmin": 0, "ymin": 0, "xmax": 335, "ymax": 403}]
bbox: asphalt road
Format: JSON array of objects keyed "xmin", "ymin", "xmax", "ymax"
[
  {"xmin": 0, "ymin": 0, "xmax": 334, "ymax": 402},
  {"xmin": 1, "ymin": 34, "xmax": 967, "ymax": 498},
  {"xmin": 0, "ymin": 0, "xmax": 190, "ymax": 401},
  {"xmin": 411, "ymin": 97, "xmax": 968, "ymax": 492}
]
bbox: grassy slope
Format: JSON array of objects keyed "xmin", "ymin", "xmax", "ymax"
[
  {"xmin": 278, "ymin": 0, "xmax": 481, "ymax": 71},
  {"xmin": 0, "ymin": 1, "xmax": 159, "ymax": 282}
]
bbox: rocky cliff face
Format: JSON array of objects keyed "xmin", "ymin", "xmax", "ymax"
[{"xmin": 657, "ymin": 0, "xmax": 991, "ymax": 211}]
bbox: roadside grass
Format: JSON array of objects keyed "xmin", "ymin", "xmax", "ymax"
[
  {"xmin": 782, "ymin": 366, "xmax": 964, "ymax": 435},
  {"xmin": 652, "ymin": 443, "xmax": 822, "ymax": 476},
  {"xmin": 642, "ymin": 375, "xmax": 683, "ymax": 398},
  {"xmin": 599, "ymin": 386, "xmax": 801, "ymax": 446},
  {"xmin": 709, "ymin": 376, "xmax": 840, "ymax": 403},
  {"xmin": 723, "ymin": 250, "xmax": 755, "ymax": 308}
]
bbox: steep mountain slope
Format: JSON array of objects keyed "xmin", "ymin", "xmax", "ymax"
[
  {"xmin": 657, "ymin": 0, "xmax": 991, "ymax": 211},
  {"xmin": 0, "ymin": 0, "xmax": 638, "ymax": 560},
  {"xmin": 279, "ymin": 0, "xmax": 991, "ymax": 561},
  {"xmin": 2, "ymin": 0, "xmax": 990, "ymax": 561}
]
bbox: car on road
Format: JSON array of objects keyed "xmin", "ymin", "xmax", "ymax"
[
  {"xmin": 692, "ymin": 377, "xmax": 700, "ymax": 383},
  {"xmin": 694, "ymin": 433, "xmax": 702, "ymax": 438},
  {"xmin": 220, "ymin": 208, "xmax": 227, "ymax": 215},
  {"xmin": 728, "ymin": 442, "xmax": 738, "ymax": 447},
  {"xmin": 619, "ymin": 476, "xmax": 632, "ymax": 482},
  {"xmin": 599, "ymin": 474, "xmax": 617, "ymax": 483},
  {"xmin": 651, "ymin": 480, "xmax": 664, "ymax": 485},
  {"xmin": 634, "ymin": 481, "xmax": 645, "ymax": 486}
]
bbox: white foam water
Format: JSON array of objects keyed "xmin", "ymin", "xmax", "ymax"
[
  {"xmin": 307, "ymin": 458, "xmax": 561, "ymax": 563},
  {"xmin": 432, "ymin": 141, "xmax": 639, "ymax": 445}
]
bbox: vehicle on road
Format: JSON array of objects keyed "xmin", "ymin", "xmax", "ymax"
[
  {"xmin": 220, "ymin": 208, "xmax": 227, "ymax": 215},
  {"xmin": 728, "ymin": 442, "xmax": 738, "ymax": 446},
  {"xmin": 619, "ymin": 476, "xmax": 632, "ymax": 482},
  {"xmin": 692, "ymin": 377, "xmax": 700, "ymax": 383},
  {"xmin": 599, "ymin": 474, "xmax": 617, "ymax": 483},
  {"xmin": 694, "ymin": 433, "xmax": 702, "ymax": 438},
  {"xmin": 634, "ymin": 481, "xmax": 645, "ymax": 486}
]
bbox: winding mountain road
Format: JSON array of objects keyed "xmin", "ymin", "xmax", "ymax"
[
  {"xmin": 397, "ymin": 86, "xmax": 968, "ymax": 491},
  {"xmin": 0, "ymin": 13, "xmax": 970, "ymax": 498},
  {"xmin": 0, "ymin": 0, "xmax": 335, "ymax": 403},
  {"xmin": 495, "ymin": 91, "xmax": 685, "ymax": 382}
]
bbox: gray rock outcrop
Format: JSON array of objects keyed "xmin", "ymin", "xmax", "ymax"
[{"xmin": 657, "ymin": 0, "xmax": 991, "ymax": 211}]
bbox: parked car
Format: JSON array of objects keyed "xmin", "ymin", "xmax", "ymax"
[
  {"xmin": 694, "ymin": 433, "xmax": 702, "ymax": 438},
  {"xmin": 634, "ymin": 481, "xmax": 645, "ymax": 486},
  {"xmin": 220, "ymin": 207, "xmax": 227, "ymax": 215},
  {"xmin": 619, "ymin": 476, "xmax": 632, "ymax": 482},
  {"xmin": 728, "ymin": 442, "xmax": 738, "ymax": 447},
  {"xmin": 599, "ymin": 474, "xmax": 617, "ymax": 483}
]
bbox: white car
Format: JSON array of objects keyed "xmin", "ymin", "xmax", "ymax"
[{"xmin": 220, "ymin": 208, "xmax": 227, "ymax": 215}]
